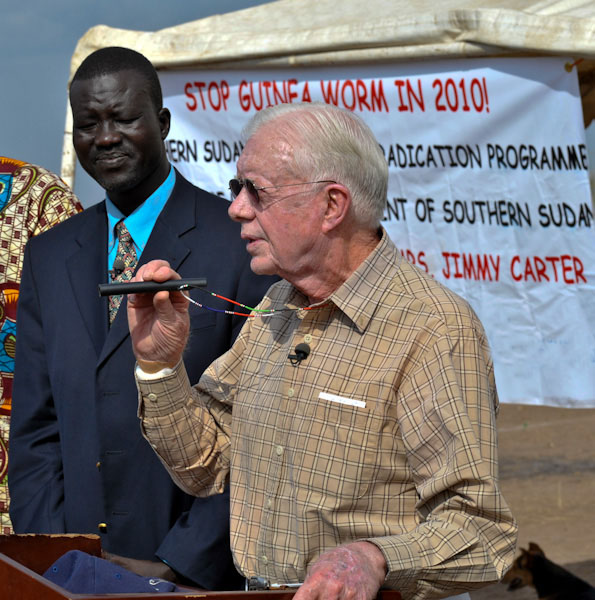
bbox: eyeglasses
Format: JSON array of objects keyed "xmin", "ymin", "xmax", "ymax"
[{"xmin": 229, "ymin": 178, "xmax": 336, "ymax": 207}]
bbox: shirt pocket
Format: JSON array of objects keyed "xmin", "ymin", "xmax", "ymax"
[{"xmin": 293, "ymin": 393, "xmax": 381, "ymax": 502}]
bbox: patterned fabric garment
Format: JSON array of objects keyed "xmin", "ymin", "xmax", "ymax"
[
  {"xmin": 108, "ymin": 221, "xmax": 137, "ymax": 325},
  {"xmin": 0, "ymin": 158, "xmax": 82, "ymax": 534},
  {"xmin": 137, "ymin": 228, "xmax": 518, "ymax": 600}
]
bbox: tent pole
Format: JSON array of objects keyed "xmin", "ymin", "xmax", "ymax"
[{"xmin": 60, "ymin": 98, "xmax": 76, "ymax": 190}]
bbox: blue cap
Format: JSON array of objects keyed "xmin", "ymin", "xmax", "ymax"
[{"xmin": 43, "ymin": 550, "xmax": 178, "ymax": 594}]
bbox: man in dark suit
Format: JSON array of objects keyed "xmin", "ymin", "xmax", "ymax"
[{"xmin": 8, "ymin": 47, "xmax": 276, "ymax": 590}]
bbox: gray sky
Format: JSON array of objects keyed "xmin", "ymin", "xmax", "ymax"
[
  {"xmin": 3, "ymin": 1, "xmax": 593, "ymax": 206},
  {"xmin": 1, "ymin": 0, "xmax": 271, "ymax": 206}
]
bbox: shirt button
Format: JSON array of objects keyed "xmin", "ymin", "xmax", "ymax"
[
  {"xmin": 276, "ymin": 445, "xmax": 284, "ymax": 456},
  {"xmin": 98, "ymin": 522, "xmax": 108, "ymax": 533},
  {"xmin": 304, "ymin": 334, "xmax": 313, "ymax": 343},
  {"xmin": 147, "ymin": 393, "xmax": 157, "ymax": 402},
  {"xmin": 288, "ymin": 388, "xmax": 295, "ymax": 398},
  {"xmin": 261, "ymin": 555, "xmax": 268, "ymax": 565},
  {"xmin": 266, "ymin": 498, "xmax": 272, "ymax": 508}
]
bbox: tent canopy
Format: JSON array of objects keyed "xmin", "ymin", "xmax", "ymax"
[{"xmin": 62, "ymin": 0, "xmax": 595, "ymax": 184}]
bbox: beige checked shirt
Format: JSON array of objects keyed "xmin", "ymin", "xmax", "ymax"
[{"xmin": 138, "ymin": 229, "xmax": 517, "ymax": 599}]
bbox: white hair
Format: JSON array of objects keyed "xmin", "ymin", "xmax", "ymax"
[{"xmin": 242, "ymin": 102, "xmax": 388, "ymax": 229}]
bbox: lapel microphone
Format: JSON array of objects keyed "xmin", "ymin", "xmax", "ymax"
[{"xmin": 288, "ymin": 342, "xmax": 311, "ymax": 367}]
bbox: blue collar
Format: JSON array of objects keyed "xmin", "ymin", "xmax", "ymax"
[{"xmin": 106, "ymin": 166, "xmax": 175, "ymax": 273}]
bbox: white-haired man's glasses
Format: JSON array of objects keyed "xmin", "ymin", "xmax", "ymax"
[{"xmin": 229, "ymin": 178, "xmax": 336, "ymax": 208}]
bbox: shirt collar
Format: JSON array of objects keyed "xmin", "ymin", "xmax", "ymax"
[
  {"xmin": 328, "ymin": 228, "xmax": 403, "ymax": 333},
  {"xmin": 106, "ymin": 166, "xmax": 175, "ymax": 256},
  {"xmin": 279, "ymin": 228, "xmax": 403, "ymax": 333}
]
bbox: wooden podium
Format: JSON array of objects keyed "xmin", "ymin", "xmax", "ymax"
[{"xmin": 0, "ymin": 534, "xmax": 401, "ymax": 600}]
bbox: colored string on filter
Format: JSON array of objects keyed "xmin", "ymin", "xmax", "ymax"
[{"xmin": 181, "ymin": 287, "xmax": 327, "ymax": 318}]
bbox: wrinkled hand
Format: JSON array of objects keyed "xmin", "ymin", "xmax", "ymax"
[
  {"xmin": 101, "ymin": 551, "xmax": 178, "ymax": 582},
  {"xmin": 127, "ymin": 260, "xmax": 190, "ymax": 372},
  {"xmin": 295, "ymin": 541, "xmax": 387, "ymax": 600}
]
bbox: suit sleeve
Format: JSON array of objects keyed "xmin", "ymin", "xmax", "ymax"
[
  {"xmin": 155, "ymin": 490, "xmax": 244, "ymax": 589},
  {"xmin": 8, "ymin": 242, "xmax": 66, "ymax": 532}
]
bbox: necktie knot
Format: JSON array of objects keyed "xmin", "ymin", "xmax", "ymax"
[{"xmin": 116, "ymin": 221, "xmax": 132, "ymax": 244}]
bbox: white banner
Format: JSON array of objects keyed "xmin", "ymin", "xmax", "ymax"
[{"xmin": 160, "ymin": 57, "xmax": 595, "ymax": 407}]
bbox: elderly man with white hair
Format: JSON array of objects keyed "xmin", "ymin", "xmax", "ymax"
[{"xmin": 127, "ymin": 102, "xmax": 517, "ymax": 600}]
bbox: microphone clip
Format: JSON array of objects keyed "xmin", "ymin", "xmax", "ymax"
[
  {"xmin": 288, "ymin": 343, "xmax": 311, "ymax": 367},
  {"xmin": 110, "ymin": 258, "xmax": 126, "ymax": 281}
]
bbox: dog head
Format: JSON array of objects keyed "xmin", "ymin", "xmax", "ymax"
[{"xmin": 501, "ymin": 542, "xmax": 546, "ymax": 591}]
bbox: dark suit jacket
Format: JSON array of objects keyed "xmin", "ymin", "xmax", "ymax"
[{"xmin": 8, "ymin": 172, "xmax": 277, "ymax": 589}]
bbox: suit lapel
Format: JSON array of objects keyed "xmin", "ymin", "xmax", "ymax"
[
  {"xmin": 66, "ymin": 203, "xmax": 109, "ymax": 359},
  {"xmin": 97, "ymin": 173, "xmax": 196, "ymax": 367},
  {"xmin": 138, "ymin": 180, "xmax": 195, "ymax": 271}
]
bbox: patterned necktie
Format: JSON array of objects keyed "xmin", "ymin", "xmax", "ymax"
[{"xmin": 108, "ymin": 220, "xmax": 137, "ymax": 325}]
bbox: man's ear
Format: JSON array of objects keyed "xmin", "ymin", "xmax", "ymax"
[
  {"xmin": 321, "ymin": 185, "xmax": 351, "ymax": 233},
  {"xmin": 159, "ymin": 108, "xmax": 171, "ymax": 140}
]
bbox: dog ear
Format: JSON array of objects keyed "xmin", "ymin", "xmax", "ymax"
[
  {"xmin": 528, "ymin": 542, "xmax": 545, "ymax": 556},
  {"xmin": 518, "ymin": 551, "xmax": 530, "ymax": 568}
]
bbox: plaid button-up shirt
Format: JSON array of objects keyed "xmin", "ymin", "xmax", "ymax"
[{"xmin": 138, "ymin": 229, "xmax": 517, "ymax": 599}]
